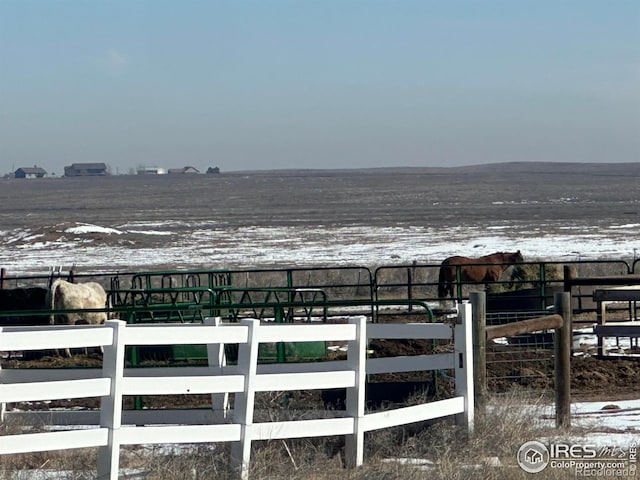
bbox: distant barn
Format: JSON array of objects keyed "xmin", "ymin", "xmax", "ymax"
[
  {"xmin": 168, "ymin": 166, "xmax": 200, "ymax": 174},
  {"xmin": 64, "ymin": 163, "xmax": 108, "ymax": 177},
  {"xmin": 15, "ymin": 166, "xmax": 47, "ymax": 179}
]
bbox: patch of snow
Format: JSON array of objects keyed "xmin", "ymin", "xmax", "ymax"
[{"xmin": 65, "ymin": 224, "xmax": 123, "ymax": 235}]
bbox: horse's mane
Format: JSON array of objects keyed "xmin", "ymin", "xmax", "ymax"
[{"xmin": 482, "ymin": 250, "xmax": 522, "ymax": 258}]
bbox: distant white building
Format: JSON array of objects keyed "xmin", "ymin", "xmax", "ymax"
[{"xmin": 137, "ymin": 166, "xmax": 167, "ymax": 175}]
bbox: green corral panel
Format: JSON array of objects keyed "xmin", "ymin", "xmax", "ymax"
[
  {"xmin": 172, "ymin": 344, "xmax": 208, "ymax": 360},
  {"xmin": 169, "ymin": 342, "xmax": 327, "ymax": 363},
  {"xmin": 258, "ymin": 342, "xmax": 327, "ymax": 363},
  {"xmin": 286, "ymin": 341, "xmax": 327, "ymax": 361}
]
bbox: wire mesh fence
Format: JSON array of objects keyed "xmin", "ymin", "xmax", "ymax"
[{"xmin": 486, "ymin": 310, "xmax": 555, "ymax": 394}]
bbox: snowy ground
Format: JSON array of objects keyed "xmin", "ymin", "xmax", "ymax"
[
  {"xmin": 2, "ymin": 220, "xmax": 640, "ymax": 274},
  {"xmin": 2, "ymin": 168, "xmax": 640, "ymax": 274}
]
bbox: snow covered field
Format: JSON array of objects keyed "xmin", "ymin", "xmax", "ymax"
[
  {"xmin": 1, "ymin": 166, "xmax": 640, "ymax": 274},
  {"xmin": 2, "ymin": 219, "xmax": 640, "ymax": 274}
]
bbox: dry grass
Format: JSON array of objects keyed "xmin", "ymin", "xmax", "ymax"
[
  {"xmin": 132, "ymin": 390, "xmax": 634, "ymax": 479},
  {"xmin": 1, "ymin": 388, "xmax": 637, "ymax": 479},
  {"xmin": 0, "ymin": 418, "xmax": 98, "ymax": 477}
]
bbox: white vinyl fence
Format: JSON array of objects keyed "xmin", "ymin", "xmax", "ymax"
[{"xmin": 0, "ymin": 304, "xmax": 473, "ymax": 480}]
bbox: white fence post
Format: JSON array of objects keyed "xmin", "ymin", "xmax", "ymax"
[
  {"xmin": 454, "ymin": 303, "xmax": 475, "ymax": 433},
  {"xmin": 0, "ymin": 332, "xmax": 5, "ymax": 423},
  {"xmin": 230, "ymin": 319, "xmax": 260, "ymax": 480},
  {"xmin": 204, "ymin": 317, "xmax": 229, "ymax": 420},
  {"xmin": 97, "ymin": 320, "xmax": 127, "ymax": 480},
  {"xmin": 345, "ymin": 315, "xmax": 367, "ymax": 468}
]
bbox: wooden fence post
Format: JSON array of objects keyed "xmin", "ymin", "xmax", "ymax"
[
  {"xmin": 563, "ymin": 265, "xmax": 575, "ymax": 293},
  {"xmin": 345, "ymin": 316, "xmax": 367, "ymax": 468},
  {"xmin": 555, "ymin": 292, "xmax": 572, "ymax": 428},
  {"xmin": 563, "ymin": 265, "xmax": 579, "ymax": 310},
  {"xmin": 470, "ymin": 292, "xmax": 486, "ymax": 418},
  {"xmin": 97, "ymin": 320, "xmax": 127, "ymax": 480},
  {"xmin": 406, "ymin": 267, "xmax": 413, "ymax": 312}
]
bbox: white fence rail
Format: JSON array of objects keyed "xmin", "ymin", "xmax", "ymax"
[{"xmin": 0, "ymin": 304, "xmax": 474, "ymax": 479}]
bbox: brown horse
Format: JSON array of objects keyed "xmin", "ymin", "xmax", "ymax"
[{"xmin": 438, "ymin": 251, "xmax": 524, "ymax": 298}]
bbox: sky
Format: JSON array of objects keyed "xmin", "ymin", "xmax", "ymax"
[{"xmin": 0, "ymin": 1, "xmax": 639, "ymax": 175}]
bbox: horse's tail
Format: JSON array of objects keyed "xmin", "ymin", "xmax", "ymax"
[
  {"xmin": 438, "ymin": 262, "xmax": 449, "ymax": 298},
  {"xmin": 46, "ymin": 279, "xmax": 61, "ymax": 325}
]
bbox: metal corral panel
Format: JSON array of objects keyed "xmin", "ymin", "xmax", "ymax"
[
  {"xmin": 258, "ymin": 342, "xmax": 327, "ymax": 363},
  {"xmin": 169, "ymin": 341, "xmax": 328, "ymax": 363}
]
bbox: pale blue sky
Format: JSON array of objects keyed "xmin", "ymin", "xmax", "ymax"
[{"xmin": 1, "ymin": 1, "xmax": 639, "ymax": 175}]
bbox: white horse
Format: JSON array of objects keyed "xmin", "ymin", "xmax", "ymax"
[{"xmin": 46, "ymin": 279, "xmax": 110, "ymax": 356}]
